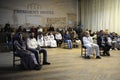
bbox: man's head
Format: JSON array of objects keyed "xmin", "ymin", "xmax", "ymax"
[
  {"xmin": 30, "ymin": 32, "xmax": 35, "ymax": 38},
  {"xmin": 85, "ymin": 31, "xmax": 90, "ymax": 37}
]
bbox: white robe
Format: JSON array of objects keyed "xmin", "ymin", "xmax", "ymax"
[
  {"xmin": 44, "ymin": 35, "xmax": 51, "ymax": 47},
  {"xmin": 49, "ymin": 35, "xmax": 57, "ymax": 47},
  {"xmin": 37, "ymin": 35, "xmax": 45, "ymax": 47}
]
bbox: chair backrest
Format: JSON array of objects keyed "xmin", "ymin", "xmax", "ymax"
[
  {"xmin": 80, "ymin": 36, "xmax": 87, "ymax": 57},
  {"xmin": 12, "ymin": 37, "xmax": 16, "ymax": 53},
  {"xmin": 12, "ymin": 36, "xmax": 21, "ymax": 68}
]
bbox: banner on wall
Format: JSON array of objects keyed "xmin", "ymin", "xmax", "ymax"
[
  {"xmin": 14, "ymin": 9, "xmax": 54, "ymax": 14},
  {"xmin": 47, "ymin": 17, "xmax": 66, "ymax": 27}
]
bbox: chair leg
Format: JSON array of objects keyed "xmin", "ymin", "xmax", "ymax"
[
  {"xmin": 13, "ymin": 55, "xmax": 15, "ymax": 68},
  {"xmin": 39, "ymin": 53, "xmax": 42, "ymax": 64},
  {"xmin": 84, "ymin": 49, "xmax": 86, "ymax": 57},
  {"xmin": 81, "ymin": 47, "xmax": 87, "ymax": 57},
  {"xmin": 81, "ymin": 47, "xmax": 83, "ymax": 56}
]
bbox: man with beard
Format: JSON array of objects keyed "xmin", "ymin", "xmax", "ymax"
[{"xmin": 27, "ymin": 32, "xmax": 51, "ymax": 65}]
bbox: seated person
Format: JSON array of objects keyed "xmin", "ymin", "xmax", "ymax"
[
  {"xmin": 71, "ymin": 31, "xmax": 81, "ymax": 48},
  {"xmin": 63, "ymin": 31, "xmax": 72, "ymax": 49},
  {"xmin": 97, "ymin": 32, "xmax": 112, "ymax": 56},
  {"xmin": 14, "ymin": 32, "xmax": 40, "ymax": 70},
  {"xmin": 55, "ymin": 32, "xmax": 63, "ymax": 47},
  {"xmin": 43, "ymin": 33, "xmax": 51, "ymax": 47},
  {"xmin": 49, "ymin": 32, "xmax": 57, "ymax": 47},
  {"xmin": 37, "ymin": 32, "xmax": 45, "ymax": 47},
  {"xmin": 83, "ymin": 31, "xmax": 101, "ymax": 59},
  {"xmin": 110, "ymin": 32, "xmax": 119, "ymax": 50},
  {"xmin": 27, "ymin": 32, "xmax": 51, "ymax": 65},
  {"xmin": 116, "ymin": 36, "xmax": 120, "ymax": 50}
]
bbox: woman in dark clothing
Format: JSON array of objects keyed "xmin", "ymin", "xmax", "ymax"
[
  {"xmin": 14, "ymin": 32, "xmax": 41, "ymax": 70},
  {"xmin": 97, "ymin": 32, "xmax": 112, "ymax": 56}
]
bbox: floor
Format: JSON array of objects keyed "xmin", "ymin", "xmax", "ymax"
[{"xmin": 0, "ymin": 48, "xmax": 120, "ymax": 80}]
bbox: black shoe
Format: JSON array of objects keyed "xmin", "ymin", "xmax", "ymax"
[
  {"xmin": 106, "ymin": 52, "xmax": 110, "ymax": 56},
  {"xmin": 106, "ymin": 53, "xmax": 110, "ymax": 56},
  {"xmin": 85, "ymin": 56, "xmax": 90, "ymax": 59},
  {"xmin": 34, "ymin": 64, "xmax": 42, "ymax": 70},
  {"xmin": 96, "ymin": 56, "xmax": 101, "ymax": 59},
  {"xmin": 43, "ymin": 62, "xmax": 51, "ymax": 65},
  {"xmin": 117, "ymin": 48, "xmax": 120, "ymax": 50}
]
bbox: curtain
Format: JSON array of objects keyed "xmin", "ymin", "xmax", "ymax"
[{"xmin": 80, "ymin": 0, "xmax": 120, "ymax": 35}]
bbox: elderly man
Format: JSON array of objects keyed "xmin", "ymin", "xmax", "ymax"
[{"xmin": 83, "ymin": 31, "xmax": 101, "ymax": 59}]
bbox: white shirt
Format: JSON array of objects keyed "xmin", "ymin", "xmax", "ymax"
[
  {"xmin": 38, "ymin": 28, "xmax": 43, "ymax": 32},
  {"xmin": 44, "ymin": 35, "xmax": 50, "ymax": 41},
  {"xmin": 27, "ymin": 38, "xmax": 38, "ymax": 49},
  {"xmin": 37, "ymin": 35, "xmax": 44, "ymax": 46},
  {"xmin": 49, "ymin": 34, "xmax": 55, "ymax": 40},
  {"xmin": 55, "ymin": 33, "xmax": 62, "ymax": 40},
  {"xmin": 83, "ymin": 36, "xmax": 93, "ymax": 45}
]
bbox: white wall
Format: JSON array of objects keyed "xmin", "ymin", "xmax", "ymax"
[
  {"xmin": 0, "ymin": 8, "xmax": 13, "ymax": 26},
  {"xmin": 0, "ymin": 0, "xmax": 78, "ymax": 28}
]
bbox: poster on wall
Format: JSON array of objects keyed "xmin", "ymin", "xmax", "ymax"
[
  {"xmin": 26, "ymin": 15, "xmax": 41, "ymax": 26},
  {"xmin": 47, "ymin": 17, "xmax": 66, "ymax": 27}
]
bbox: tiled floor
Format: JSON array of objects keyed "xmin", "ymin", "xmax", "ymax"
[{"xmin": 0, "ymin": 48, "xmax": 120, "ymax": 80}]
